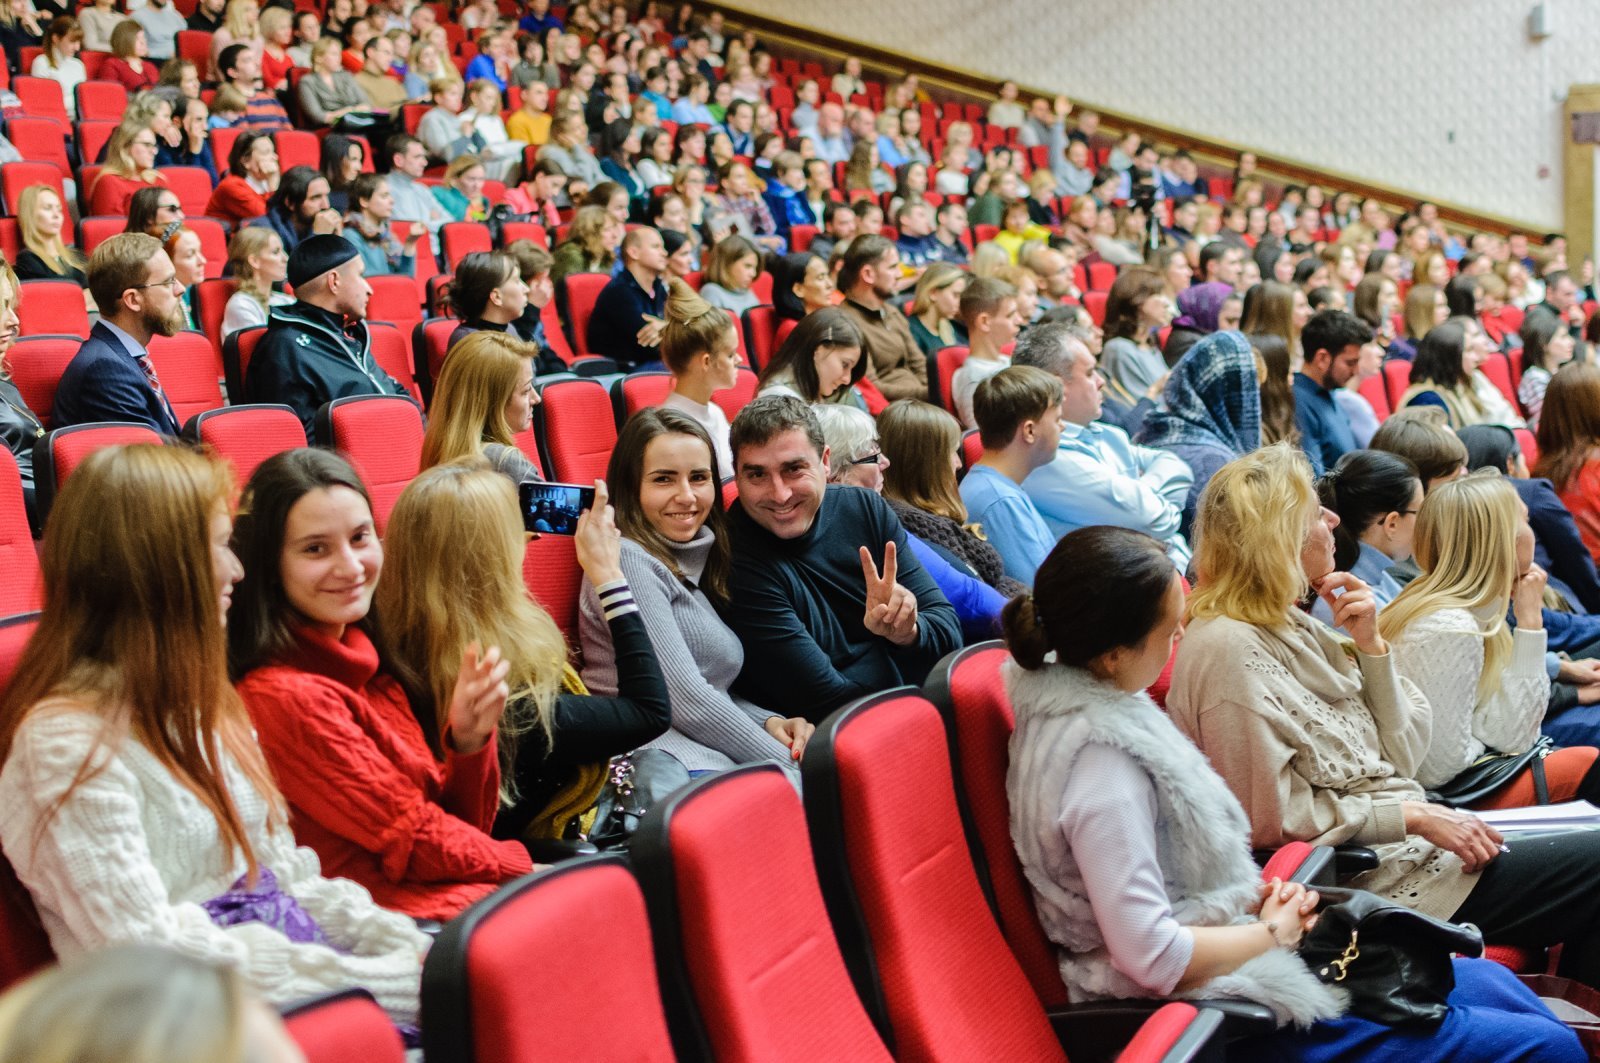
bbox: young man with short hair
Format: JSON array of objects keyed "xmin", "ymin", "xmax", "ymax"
[
  {"xmin": 1294, "ymin": 308, "xmax": 1373, "ymax": 474},
  {"xmin": 588, "ymin": 226, "xmax": 669, "ymax": 371},
  {"xmin": 960, "ymin": 366, "xmax": 1063, "ymax": 584},
  {"xmin": 837, "ymin": 235, "xmax": 928, "ymax": 401},
  {"xmin": 932, "ymin": 201, "xmax": 970, "ymax": 265},
  {"xmin": 949, "ymin": 276, "xmax": 1021, "ymax": 428}
]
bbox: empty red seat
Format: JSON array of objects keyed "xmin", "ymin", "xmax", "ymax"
[
  {"xmin": 77, "ymin": 214, "xmax": 125, "ymax": 257},
  {"xmin": 192, "ymin": 277, "xmax": 238, "ymax": 359},
  {"xmin": 35, "ymin": 423, "xmax": 165, "ymax": 526},
  {"xmin": 420, "ymin": 856, "xmax": 676, "ymax": 1063},
  {"xmin": 75, "ymin": 80, "xmax": 127, "ymax": 122},
  {"xmin": 161, "ymin": 166, "xmax": 216, "ymax": 217},
  {"xmin": 413, "ymin": 317, "xmax": 458, "ymax": 403},
  {"xmin": 1, "ymin": 163, "xmax": 67, "ymax": 217},
  {"xmin": 441, "ymin": 221, "xmax": 493, "ymax": 269},
  {"xmin": 312, "ymin": 395, "xmax": 424, "ymax": 533},
  {"xmin": 368, "ymin": 321, "xmax": 423, "ymax": 405},
  {"xmin": 283, "ymin": 989, "xmax": 405, "ymax": 1063},
  {"xmin": 1082, "ymin": 291, "xmax": 1108, "ymax": 327},
  {"xmin": 929, "ymin": 345, "xmax": 968, "ymax": 416},
  {"xmin": 222, "ymin": 325, "xmax": 266, "ymax": 402},
  {"xmin": 146, "ymin": 329, "xmax": 225, "ymax": 425},
  {"xmin": 1088, "ymin": 261, "xmax": 1118, "ymax": 292},
  {"xmin": 11, "ymin": 77, "xmax": 68, "ymax": 126},
  {"xmin": 538, "ymin": 377, "xmax": 616, "ymax": 484},
  {"xmin": 274, "ymin": 129, "xmax": 321, "ymax": 171},
  {"xmin": 6, "ymin": 118, "xmax": 71, "ymax": 179},
  {"xmin": 1358, "ymin": 373, "xmax": 1391, "ymax": 422},
  {"xmin": 74, "ymin": 120, "xmax": 117, "ymax": 172},
  {"xmin": 499, "ymin": 221, "xmax": 549, "ymax": 248},
  {"xmin": 631, "ymin": 766, "xmax": 896, "ymax": 1062},
  {"xmin": 366, "ymin": 274, "xmax": 425, "ymax": 333},
  {"xmin": 611, "ymin": 370, "xmax": 673, "ymax": 426},
  {"xmin": 6, "ymin": 334, "xmax": 81, "ymax": 430},
  {"xmin": 183, "ymin": 404, "xmax": 308, "ymax": 489},
  {"xmin": 17, "ymin": 281, "xmax": 89, "ymax": 339},
  {"xmin": 0, "ymin": 450, "xmax": 40, "ymax": 613},
  {"xmin": 560, "ymin": 273, "xmax": 610, "ymax": 358}
]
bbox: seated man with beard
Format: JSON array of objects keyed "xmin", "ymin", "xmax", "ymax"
[{"xmin": 52, "ymin": 233, "xmax": 186, "ymax": 435}]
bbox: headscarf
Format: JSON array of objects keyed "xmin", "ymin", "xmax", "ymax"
[
  {"xmin": 1172, "ymin": 282, "xmax": 1235, "ymax": 333},
  {"xmin": 1136, "ymin": 330, "xmax": 1261, "ymax": 456}
]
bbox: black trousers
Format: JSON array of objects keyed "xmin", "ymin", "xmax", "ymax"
[{"xmin": 1451, "ymin": 827, "xmax": 1600, "ymax": 986}]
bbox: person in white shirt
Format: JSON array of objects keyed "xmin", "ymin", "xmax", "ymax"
[
  {"xmin": 31, "ymin": 16, "xmax": 87, "ymax": 119},
  {"xmin": 463, "ymin": 76, "xmax": 527, "ymax": 184},
  {"xmin": 658, "ymin": 276, "xmax": 740, "ymax": 476},
  {"xmin": 950, "ymin": 276, "xmax": 1022, "ymax": 429}
]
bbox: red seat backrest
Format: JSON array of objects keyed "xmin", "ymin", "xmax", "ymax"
[
  {"xmin": 7, "ymin": 334, "xmax": 82, "ymax": 430},
  {"xmin": 313, "ymin": 396, "xmax": 423, "ymax": 534},
  {"xmin": 161, "ymin": 166, "xmax": 215, "ymax": 217},
  {"xmin": 1382, "ymin": 358, "xmax": 1413, "ymax": 407},
  {"xmin": 368, "ymin": 322, "xmax": 423, "ymax": 405},
  {"xmin": 1358, "ymin": 373, "xmax": 1391, "ymax": 421},
  {"xmin": 540, "ymin": 298, "xmax": 573, "ymax": 363},
  {"xmin": 193, "ymin": 278, "xmax": 237, "ymax": 359},
  {"xmin": 1479, "ymin": 351, "xmax": 1517, "ymax": 409},
  {"xmin": 184, "ymin": 404, "xmax": 308, "ymax": 489},
  {"xmin": 283, "ymin": 990, "xmax": 405, "ymax": 1063},
  {"xmin": 1087, "ymin": 261, "xmax": 1118, "ymax": 292},
  {"xmin": 17, "ymin": 280, "xmax": 89, "ymax": 340},
  {"xmin": 499, "ymin": 221, "xmax": 549, "ymax": 248},
  {"xmin": 367, "ymin": 273, "xmax": 424, "ymax": 333},
  {"xmin": 539, "ymin": 378, "xmax": 616, "ymax": 485},
  {"xmin": 711, "ymin": 366, "xmax": 759, "ymax": 424},
  {"xmin": 75, "ymin": 80, "xmax": 127, "ymax": 122},
  {"xmin": 414, "ymin": 317, "xmax": 458, "ymax": 404},
  {"xmin": 389, "ymin": 222, "xmax": 438, "ymax": 302},
  {"xmin": 146, "ymin": 329, "xmax": 225, "ymax": 425},
  {"xmin": 1508, "ymin": 346, "xmax": 1525, "ymax": 391},
  {"xmin": 224, "ymin": 325, "xmax": 266, "ymax": 401},
  {"xmin": 562, "ymin": 273, "xmax": 611, "ymax": 358},
  {"xmin": 0, "ymin": 623, "xmax": 54, "ymax": 993},
  {"xmin": 441, "ymin": 221, "xmax": 493, "ymax": 270},
  {"xmin": 790, "ymin": 224, "xmax": 817, "ymax": 252},
  {"xmin": 419, "ymin": 856, "xmax": 676, "ymax": 1063},
  {"xmin": 613, "ymin": 371, "xmax": 673, "ymax": 426},
  {"xmin": 924, "ymin": 643, "xmax": 1069, "ymax": 1007},
  {"xmin": 274, "ymin": 129, "xmax": 321, "ymax": 171},
  {"xmin": 77, "ymin": 214, "xmax": 125, "ymax": 257},
  {"xmin": 1515, "ymin": 427, "xmax": 1539, "ymax": 468},
  {"xmin": 7, "ymin": 118, "xmax": 71, "ymax": 177},
  {"xmin": 11, "ymin": 77, "xmax": 67, "ymax": 125},
  {"xmin": 175, "ymin": 29, "xmax": 211, "ymax": 69},
  {"xmin": 0, "ymin": 451, "xmax": 40, "ymax": 616},
  {"xmin": 804, "ymin": 691, "xmax": 1068, "ymax": 1062},
  {"xmin": 631, "ymin": 767, "xmax": 895, "ymax": 1063},
  {"xmin": 38, "ymin": 424, "xmax": 166, "ymax": 526},
  {"xmin": 74, "ymin": 121, "xmax": 117, "ymax": 172},
  {"xmin": 929, "ymin": 345, "xmax": 968, "ymax": 416},
  {"xmin": 740, "ymin": 304, "xmax": 777, "ymax": 372},
  {"xmin": 959, "ymin": 429, "xmax": 982, "ymax": 477},
  {"xmin": 0, "ymin": 219, "xmax": 19, "ymax": 263},
  {"xmin": 1, "ymin": 163, "xmax": 67, "ymax": 217},
  {"xmin": 522, "ymin": 532, "xmax": 581, "ymax": 647}
]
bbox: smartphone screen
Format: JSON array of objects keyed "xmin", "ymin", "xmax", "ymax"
[{"xmin": 518, "ymin": 481, "xmax": 596, "ymax": 535}]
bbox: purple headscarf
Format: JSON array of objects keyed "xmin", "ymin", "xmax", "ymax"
[{"xmin": 1173, "ymin": 282, "xmax": 1237, "ymax": 333}]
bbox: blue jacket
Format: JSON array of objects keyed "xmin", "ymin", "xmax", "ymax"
[
  {"xmin": 904, "ymin": 531, "xmax": 1003, "ymax": 643},
  {"xmin": 1292, "ymin": 371, "xmax": 1356, "ymax": 476},
  {"xmin": 52, "ymin": 322, "xmax": 180, "ymax": 435},
  {"xmin": 763, "ymin": 185, "xmax": 812, "ymax": 240},
  {"xmin": 1515, "ymin": 476, "xmax": 1600, "ymax": 615}
]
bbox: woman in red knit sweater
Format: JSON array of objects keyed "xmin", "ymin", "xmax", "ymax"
[
  {"xmin": 101, "ymin": 20, "xmax": 160, "ymax": 91},
  {"xmin": 207, "ymin": 131, "xmax": 281, "ymax": 225},
  {"xmin": 227, "ymin": 448, "xmax": 524, "ymax": 921},
  {"xmin": 87, "ymin": 121, "xmax": 168, "ymax": 217}
]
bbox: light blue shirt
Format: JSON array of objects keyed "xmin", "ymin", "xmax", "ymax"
[
  {"xmin": 959, "ymin": 464, "xmax": 1057, "ymax": 586},
  {"xmin": 1023, "ymin": 419, "xmax": 1193, "ymax": 568},
  {"xmin": 671, "ymin": 99, "xmax": 717, "ymax": 126}
]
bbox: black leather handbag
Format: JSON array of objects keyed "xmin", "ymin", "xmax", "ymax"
[
  {"xmin": 1427, "ymin": 736, "xmax": 1554, "ymax": 808},
  {"xmin": 587, "ymin": 749, "xmax": 692, "ymax": 850},
  {"xmin": 1298, "ymin": 886, "xmax": 1485, "ymax": 1027}
]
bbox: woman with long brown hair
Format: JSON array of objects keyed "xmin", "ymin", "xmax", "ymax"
[
  {"xmin": 1098, "ymin": 267, "xmax": 1172, "ymax": 408},
  {"xmin": 0, "ymin": 444, "xmax": 425, "ymax": 1024},
  {"xmin": 1251, "ymin": 331, "xmax": 1299, "ymax": 447},
  {"xmin": 1535, "ymin": 363, "xmax": 1600, "ymax": 564}
]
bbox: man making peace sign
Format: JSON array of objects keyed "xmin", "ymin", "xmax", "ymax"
[{"xmin": 722, "ymin": 395, "xmax": 962, "ymax": 721}]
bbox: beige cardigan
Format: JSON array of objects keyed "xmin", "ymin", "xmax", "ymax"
[{"xmin": 1167, "ymin": 609, "xmax": 1479, "ymax": 920}]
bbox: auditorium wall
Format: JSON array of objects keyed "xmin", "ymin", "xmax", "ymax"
[{"xmin": 721, "ymin": 0, "xmax": 1600, "ymax": 231}]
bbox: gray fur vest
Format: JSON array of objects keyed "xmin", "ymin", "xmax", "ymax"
[{"xmin": 1005, "ymin": 660, "xmax": 1344, "ymax": 1028}]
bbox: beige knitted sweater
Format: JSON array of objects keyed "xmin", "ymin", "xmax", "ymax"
[{"xmin": 1166, "ymin": 610, "xmax": 1479, "ymax": 921}]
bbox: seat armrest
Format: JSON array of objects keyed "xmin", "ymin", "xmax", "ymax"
[
  {"xmin": 1115, "ymin": 1003, "xmax": 1225, "ymax": 1063},
  {"xmin": 1333, "ymin": 845, "xmax": 1379, "ymax": 875},
  {"xmin": 1046, "ymin": 999, "xmax": 1270, "ymax": 1063},
  {"xmin": 523, "ymin": 837, "xmax": 601, "ymax": 863}
]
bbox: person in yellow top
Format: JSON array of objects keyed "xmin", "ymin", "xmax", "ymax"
[
  {"xmin": 993, "ymin": 197, "xmax": 1053, "ymax": 264},
  {"xmin": 507, "ymin": 80, "xmax": 553, "ymax": 147}
]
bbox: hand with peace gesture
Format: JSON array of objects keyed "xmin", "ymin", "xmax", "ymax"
[{"xmin": 861, "ymin": 542, "xmax": 919, "ymax": 646}]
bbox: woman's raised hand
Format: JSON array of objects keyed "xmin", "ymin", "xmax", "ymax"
[
  {"xmin": 574, "ymin": 479, "xmax": 625, "ymax": 586},
  {"xmin": 446, "ymin": 642, "xmax": 510, "ymax": 756}
]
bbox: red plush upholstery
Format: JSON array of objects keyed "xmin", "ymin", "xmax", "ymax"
[
  {"xmin": 413, "ymin": 317, "xmax": 459, "ymax": 404},
  {"xmin": 146, "ymin": 330, "xmax": 225, "ymax": 425},
  {"xmin": 160, "ymin": 166, "xmax": 216, "ymax": 217},
  {"xmin": 183, "ymin": 405, "xmax": 308, "ymax": 491},
  {"xmin": 0, "ymin": 451, "xmax": 38, "ymax": 614},
  {"xmin": 222, "ymin": 325, "xmax": 266, "ymax": 401},
  {"xmin": 441, "ymin": 221, "xmax": 493, "ymax": 269},
  {"xmin": 1382, "ymin": 359, "xmax": 1412, "ymax": 407},
  {"xmin": 312, "ymin": 396, "xmax": 423, "ymax": 534},
  {"xmin": 17, "ymin": 280, "xmax": 89, "ymax": 339},
  {"xmin": 538, "ymin": 378, "xmax": 616, "ymax": 484},
  {"xmin": 36, "ymin": 423, "xmax": 165, "ymax": 526},
  {"xmin": 561, "ymin": 273, "xmax": 611, "ymax": 357},
  {"xmin": 420, "ymin": 857, "xmax": 676, "ymax": 1063},
  {"xmin": 1358, "ymin": 373, "xmax": 1391, "ymax": 421},
  {"xmin": 1479, "ymin": 352, "xmax": 1517, "ymax": 409},
  {"xmin": 803, "ymin": 690, "xmax": 1069, "ymax": 1062},
  {"xmin": 923, "ymin": 643, "xmax": 1069, "ymax": 1007},
  {"xmin": 612, "ymin": 371, "xmax": 674, "ymax": 426},
  {"xmin": 1083, "ymin": 291, "xmax": 1108, "ymax": 327},
  {"xmin": 710, "ymin": 367, "xmax": 760, "ymax": 424},
  {"xmin": 741, "ymin": 304, "xmax": 778, "ymax": 371},
  {"xmin": 959, "ymin": 429, "xmax": 983, "ymax": 477},
  {"xmin": 631, "ymin": 766, "xmax": 895, "ymax": 1063},
  {"xmin": 283, "ymin": 989, "xmax": 405, "ymax": 1063},
  {"xmin": 5, "ymin": 335, "xmax": 80, "ymax": 431},
  {"xmin": 929, "ymin": 345, "xmax": 968, "ymax": 416},
  {"xmin": 522, "ymin": 533, "xmax": 581, "ymax": 647},
  {"xmin": 1515, "ymin": 427, "xmax": 1538, "ymax": 468},
  {"xmin": 192, "ymin": 278, "xmax": 237, "ymax": 360},
  {"xmin": 368, "ymin": 322, "xmax": 423, "ymax": 405}
]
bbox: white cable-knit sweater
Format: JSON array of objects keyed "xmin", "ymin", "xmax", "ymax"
[
  {"xmin": 1388, "ymin": 608, "xmax": 1550, "ymax": 790},
  {"xmin": 0, "ymin": 705, "xmax": 429, "ymax": 1022}
]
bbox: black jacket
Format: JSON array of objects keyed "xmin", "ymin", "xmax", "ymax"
[{"xmin": 244, "ymin": 301, "xmax": 408, "ymax": 436}]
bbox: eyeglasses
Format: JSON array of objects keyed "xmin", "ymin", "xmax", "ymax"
[
  {"xmin": 132, "ymin": 138, "xmax": 158, "ymax": 149},
  {"xmin": 126, "ymin": 274, "xmax": 181, "ymax": 294},
  {"xmin": 157, "ymin": 202, "xmax": 184, "ymax": 214},
  {"xmin": 845, "ymin": 450, "xmax": 884, "ymax": 467}
]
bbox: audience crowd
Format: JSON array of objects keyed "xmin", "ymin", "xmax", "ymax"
[{"xmin": 2, "ymin": 0, "xmax": 1600, "ymax": 1057}]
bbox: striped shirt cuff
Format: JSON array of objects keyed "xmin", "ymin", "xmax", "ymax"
[{"xmin": 594, "ymin": 579, "xmax": 639, "ymax": 620}]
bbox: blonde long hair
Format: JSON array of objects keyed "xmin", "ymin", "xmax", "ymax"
[
  {"xmin": 376, "ymin": 462, "xmax": 564, "ymax": 783},
  {"xmin": 1379, "ymin": 472, "xmax": 1519, "ymax": 700},
  {"xmin": 17, "ymin": 186, "xmax": 85, "ymax": 276},
  {"xmin": 420, "ymin": 330, "xmax": 536, "ymax": 470},
  {"xmin": 225, "ymin": 227, "xmax": 279, "ymax": 309},
  {"xmin": 1188, "ymin": 442, "xmax": 1318, "ymax": 628},
  {"xmin": 0, "ymin": 445, "xmax": 281, "ymax": 877}
]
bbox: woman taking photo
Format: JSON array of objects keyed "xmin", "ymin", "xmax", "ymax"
[
  {"xmin": 376, "ymin": 459, "xmax": 671, "ymax": 847},
  {"xmin": 1169, "ymin": 442, "xmax": 1600, "ymax": 991},
  {"xmin": 658, "ymin": 279, "xmax": 740, "ymax": 474},
  {"xmin": 1099, "ymin": 267, "xmax": 1173, "ymax": 408},
  {"xmin": 757, "ymin": 305, "xmax": 868, "ymax": 410},
  {"xmin": 579, "ymin": 409, "xmax": 807, "ymax": 781},
  {"xmin": 422, "ymin": 329, "xmax": 542, "ymax": 484},
  {"xmin": 221, "ymin": 227, "xmax": 293, "ymax": 340},
  {"xmin": 1382, "ymin": 473, "xmax": 1600, "ymax": 804},
  {"xmin": 908, "ymin": 261, "xmax": 967, "ymax": 357},
  {"xmin": 0, "ymin": 445, "xmax": 427, "ymax": 1023},
  {"xmin": 1007, "ymin": 523, "xmax": 1584, "ymax": 1061},
  {"xmin": 877, "ymin": 397, "xmax": 1027, "ymax": 597}
]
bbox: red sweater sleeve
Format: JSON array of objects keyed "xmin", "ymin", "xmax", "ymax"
[
  {"xmin": 238, "ymin": 669, "xmax": 533, "ymax": 887},
  {"xmin": 205, "ymin": 176, "xmax": 268, "ymax": 223}
]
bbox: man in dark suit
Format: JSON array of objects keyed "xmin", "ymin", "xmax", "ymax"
[{"xmin": 52, "ymin": 232, "xmax": 185, "ymax": 435}]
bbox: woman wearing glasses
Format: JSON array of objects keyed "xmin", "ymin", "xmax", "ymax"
[{"xmin": 87, "ymin": 120, "xmax": 169, "ymax": 217}]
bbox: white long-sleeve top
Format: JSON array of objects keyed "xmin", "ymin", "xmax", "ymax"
[
  {"xmin": 0, "ymin": 705, "xmax": 428, "ymax": 1021},
  {"xmin": 1389, "ymin": 607, "xmax": 1549, "ymax": 790}
]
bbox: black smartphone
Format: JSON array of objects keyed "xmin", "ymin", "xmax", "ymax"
[{"xmin": 519, "ymin": 481, "xmax": 596, "ymax": 535}]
